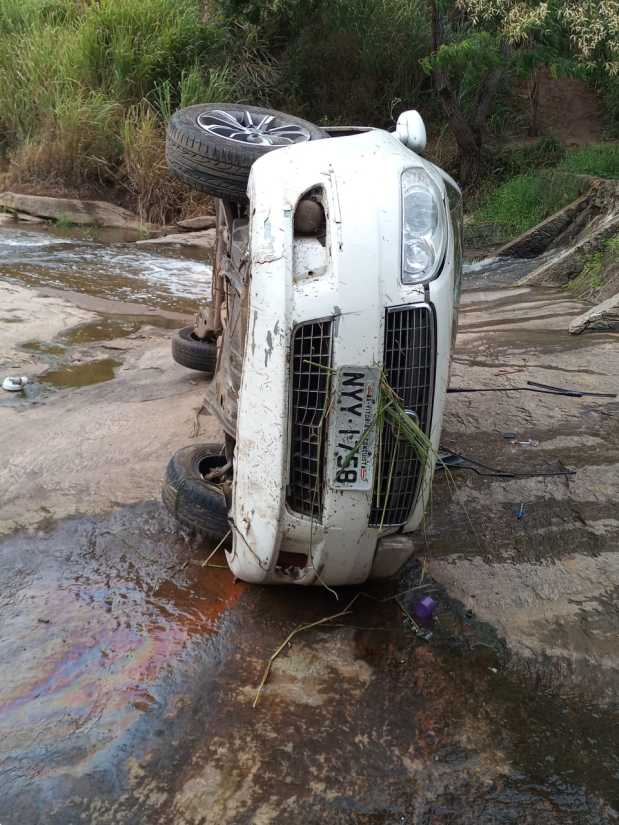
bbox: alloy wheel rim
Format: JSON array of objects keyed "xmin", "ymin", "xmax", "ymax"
[{"xmin": 197, "ymin": 109, "xmax": 311, "ymax": 146}]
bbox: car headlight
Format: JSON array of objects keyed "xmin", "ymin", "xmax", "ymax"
[{"xmin": 401, "ymin": 167, "xmax": 446, "ymax": 284}]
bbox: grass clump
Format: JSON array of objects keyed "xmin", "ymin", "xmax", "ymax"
[
  {"xmin": 6, "ymin": 91, "xmax": 123, "ymax": 188},
  {"xmin": 568, "ymin": 234, "xmax": 619, "ymax": 297},
  {"xmin": 559, "ymin": 144, "xmax": 619, "ymax": 179},
  {"xmin": 55, "ymin": 214, "xmax": 75, "ymax": 229},
  {"xmin": 121, "ymin": 102, "xmax": 211, "ymax": 225},
  {"xmin": 470, "ymin": 172, "xmax": 585, "ymax": 241},
  {"xmin": 329, "ymin": 368, "xmax": 444, "ymax": 530}
]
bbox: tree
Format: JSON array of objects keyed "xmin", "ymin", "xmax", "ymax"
[{"xmin": 423, "ymin": 0, "xmax": 619, "ymax": 184}]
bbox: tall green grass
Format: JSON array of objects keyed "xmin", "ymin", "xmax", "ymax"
[
  {"xmin": 0, "ymin": 0, "xmax": 432, "ymax": 218},
  {"xmin": 0, "ymin": 0, "xmax": 228, "ymax": 218},
  {"xmin": 68, "ymin": 0, "xmax": 219, "ymax": 104},
  {"xmin": 471, "ymin": 172, "xmax": 586, "ymax": 240},
  {"xmin": 559, "ymin": 144, "xmax": 619, "ymax": 179},
  {"xmin": 201, "ymin": 0, "xmax": 430, "ymax": 124}
]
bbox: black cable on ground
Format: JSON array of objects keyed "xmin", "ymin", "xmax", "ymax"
[
  {"xmin": 447, "ymin": 383, "xmax": 616, "ymax": 399},
  {"xmin": 436, "ymin": 447, "xmax": 576, "ymax": 479},
  {"xmin": 525, "ymin": 380, "xmax": 616, "ymax": 398}
]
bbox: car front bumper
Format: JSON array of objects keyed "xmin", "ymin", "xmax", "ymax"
[{"xmin": 226, "ymin": 130, "xmax": 457, "ymax": 585}]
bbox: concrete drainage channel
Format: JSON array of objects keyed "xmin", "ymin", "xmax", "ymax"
[{"xmin": 0, "ymin": 221, "xmax": 618, "ymax": 824}]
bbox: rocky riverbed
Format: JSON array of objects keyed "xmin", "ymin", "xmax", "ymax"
[{"xmin": 0, "ymin": 223, "xmax": 617, "ymax": 824}]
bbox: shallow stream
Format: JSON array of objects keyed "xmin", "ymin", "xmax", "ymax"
[{"xmin": 0, "ymin": 224, "xmax": 212, "ymax": 313}]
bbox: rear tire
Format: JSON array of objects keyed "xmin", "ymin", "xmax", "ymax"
[
  {"xmin": 172, "ymin": 326, "xmax": 218, "ymax": 374},
  {"xmin": 166, "ymin": 103, "xmax": 327, "ymax": 201},
  {"xmin": 162, "ymin": 443, "xmax": 229, "ymax": 539}
]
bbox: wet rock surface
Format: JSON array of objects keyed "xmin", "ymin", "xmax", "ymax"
[
  {"xmin": 136, "ymin": 228, "xmax": 217, "ymax": 250},
  {"xmin": 0, "ymin": 192, "xmax": 147, "ymax": 229},
  {"xmin": 0, "ymin": 506, "xmax": 616, "ymax": 825},
  {"xmin": 0, "ymin": 225, "xmax": 618, "ymax": 824},
  {"xmin": 570, "ymin": 291, "xmax": 619, "ymax": 333}
]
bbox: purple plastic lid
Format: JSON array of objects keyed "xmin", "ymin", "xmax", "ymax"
[{"xmin": 413, "ymin": 595, "xmax": 437, "ymax": 624}]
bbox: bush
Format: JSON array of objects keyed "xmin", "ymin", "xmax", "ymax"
[
  {"xmin": 496, "ymin": 137, "xmax": 566, "ymax": 179},
  {"xmin": 559, "ymin": 144, "xmax": 619, "ymax": 179},
  {"xmin": 214, "ymin": 0, "xmax": 430, "ymax": 125},
  {"xmin": 278, "ymin": 0, "xmax": 430, "ymax": 125},
  {"xmin": 472, "ymin": 172, "xmax": 585, "ymax": 239}
]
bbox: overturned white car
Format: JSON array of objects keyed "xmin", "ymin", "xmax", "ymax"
[{"xmin": 163, "ymin": 104, "xmax": 463, "ymax": 586}]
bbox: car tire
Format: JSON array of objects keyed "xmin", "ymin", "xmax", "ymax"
[
  {"xmin": 166, "ymin": 103, "xmax": 327, "ymax": 201},
  {"xmin": 172, "ymin": 326, "xmax": 218, "ymax": 374},
  {"xmin": 162, "ymin": 443, "xmax": 230, "ymax": 539}
]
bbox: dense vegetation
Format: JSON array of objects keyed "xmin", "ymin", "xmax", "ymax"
[
  {"xmin": 467, "ymin": 143, "xmax": 619, "ymax": 244},
  {"xmin": 0, "ymin": 0, "xmax": 616, "ymax": 224}
]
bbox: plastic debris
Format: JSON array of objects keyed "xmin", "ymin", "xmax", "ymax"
[
  {"xmin": 413, "ymin": 595, "xmax": 437, "ymax": 625},
  {"xmin": 515, "ymin": 503, "xmax": 527, "ymax": 520},
  {"xmin": 2, "ymin": 376, "xmax": 28, "ymax": 392}
]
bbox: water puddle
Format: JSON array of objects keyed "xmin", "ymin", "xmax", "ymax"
[
  {"xmin": 0, "ymin": 225, "xmax": 212, "ymax": 313},
  {"xmin": 60, "ymin": 316, "xmax": 142, "ymax": 344},
  {"xmin": 40, "ymin": 358, "xmax": 121, "ymax": 388},
  {"xmin": 59, "ymin": 313, "xmax": 182, "ymax": 345},
  {"xmin": 21, "ymin": 340, "xmax": 68, "ymax": 356},
  {"xmin": 0, "ymin": 506, "xmax": 615, "ymax": 823}
]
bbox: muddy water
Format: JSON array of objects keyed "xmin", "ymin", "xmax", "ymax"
[
  {"xmin": 0, "ymin": 224, "xmax": 212, "ymax": 313},
  {"xmin": 40, "ymin": 358, "xmax": 121, "ymax": 387},
  {"xmin": 0, "ymin": 504, "xmax": 245, "ymax": 822},
  {"xmin": 0, "ymin": 506, "xmax": 616, "ymax": 824}
]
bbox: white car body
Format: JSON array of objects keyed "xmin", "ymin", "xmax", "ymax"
[{"xmin": 223, "ymin": 124, "xmax": 462, "ymax": 585}]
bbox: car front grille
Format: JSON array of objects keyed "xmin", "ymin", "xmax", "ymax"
[
  {"xmin": 370, "ymin": 305, "xmax": 436, "ymax": 527},
  {"xmin": 287, "ymin": 320, "xmax": 333, "ymax": 519}
]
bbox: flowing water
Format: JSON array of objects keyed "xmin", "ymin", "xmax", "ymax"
[
  {"xmin": 0, "ymin": 224, "xmax": 212, "ymax": 312},
  {"xmin": 1, "ymin": 224, "xmax": 542, "ymax": 311},
  {"xmin": 0, "ymin": 223, "xmax": 212, "ymax": 396},
  {"xmin": 462, "ymin": 252, "xmax": 552, "ymax": 287}
]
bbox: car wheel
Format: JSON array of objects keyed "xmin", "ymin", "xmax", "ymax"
[
  {"xmin": 162, "ymin": 443, "xmax": 230, "ymax": 539},
  {"xmin": 166, "ymin": 103, "xmax": 328, "ymax": 201},
  {"xmin": 172, "ymin": 326, "xmax": 218, "ymax": 374}
]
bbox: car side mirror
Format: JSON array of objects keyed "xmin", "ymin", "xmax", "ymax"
[{"xmin": 395, "ymin": 110, "xmax": 427, "ymax": 155}]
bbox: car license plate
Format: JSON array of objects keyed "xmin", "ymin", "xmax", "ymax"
[{"xmin": 329, "ymin": 366, "xmax": 379, "ymax": 490}]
